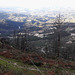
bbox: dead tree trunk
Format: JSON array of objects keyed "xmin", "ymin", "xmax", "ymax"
[{"xmin": 54, "ymin": 14, "xmax": 65, "ymax": 57}]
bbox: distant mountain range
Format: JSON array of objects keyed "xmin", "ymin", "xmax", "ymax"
[
  {"xmin": 0, "ymin": 7, "xmax": 75, "ymax": 22},
  {"xmin": 0, "ymin": 7, "xmax": 75, "ymax": 36}
]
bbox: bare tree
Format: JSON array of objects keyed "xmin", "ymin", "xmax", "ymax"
[{"xmin": 53, "ymin": 14, "xmax": 65, "ymax": 57}]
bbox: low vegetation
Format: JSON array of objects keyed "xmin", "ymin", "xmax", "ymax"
[{"xmin": 0, "ymin": 45, "xmax": 75, "ymax": 75}]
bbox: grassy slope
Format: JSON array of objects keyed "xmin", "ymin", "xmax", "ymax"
[
  {"xmin": 0, "ymin": 55, "xmax": 75, "ymax": 75},
  {"xmin": 0, "ymin": 56, "xmax": 40, "ymax": 75}
]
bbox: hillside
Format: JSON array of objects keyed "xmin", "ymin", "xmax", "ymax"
[
  {"xmin": 0, "ymin": 43, "xmax": 75, "ymax": 75},
  {"xmin": 0, "ymin": 55, "xmax": 75, "ymax": 75},
  {"xmin": 0, "ymin": 11, "xmax": 75, "ymax": 37},
  {"xmin": 0, "ymin": 19, "xmax": 24, "ymax": 36}
]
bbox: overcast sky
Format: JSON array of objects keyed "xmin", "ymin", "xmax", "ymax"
[{"xmin": 0, "ymin": 0, "xmax": 75, "ymax": 10}]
